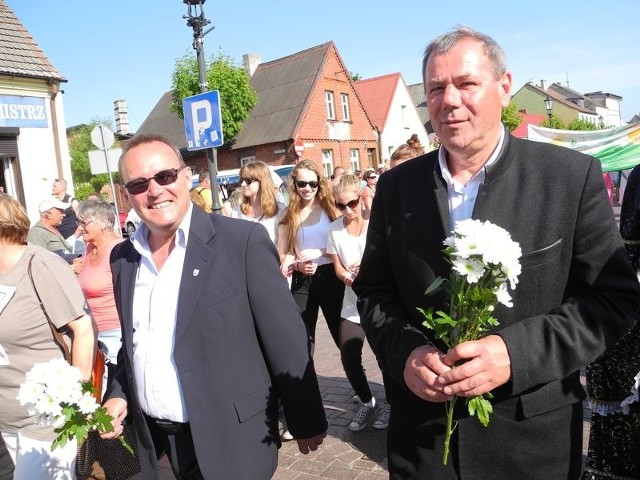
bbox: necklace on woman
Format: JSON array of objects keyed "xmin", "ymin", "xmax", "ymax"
[
  {"xmin": 89, "ymin": 246, "xmax": 99, "ymax": 263},
  {"xmin": 344, "ymin": 217, "xmax": 364, "ymax": 237}
]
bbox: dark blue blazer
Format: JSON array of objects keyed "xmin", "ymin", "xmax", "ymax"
[{"xmin": 108, "ymin": 206, "xmax": 327, "ymax": 479}]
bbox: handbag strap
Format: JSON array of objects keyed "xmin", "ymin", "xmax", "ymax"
[{"xmin": 27, "ymin": 254, "xmax": 72, "ymax": 362}]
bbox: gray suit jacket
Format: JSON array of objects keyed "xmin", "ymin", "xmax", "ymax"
[
  {"xmin": 354, "ymin": 132, "xmax": 639, "ymax": 479},
  {"xmin": 108, "ymin": 207, "xmax": 327, "ymax": 479}
]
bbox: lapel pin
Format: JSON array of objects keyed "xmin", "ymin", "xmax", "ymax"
[{"xmin": 193, "ymin": 269, "xmax": 200, "ymax": 277}]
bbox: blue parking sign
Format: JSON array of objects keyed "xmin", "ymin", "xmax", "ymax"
[{"xmin": 183, "ymin": 90, "xmax": 224, "ymax": 151}]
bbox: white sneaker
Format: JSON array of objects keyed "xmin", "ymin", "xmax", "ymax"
[
  {"xmin": 372, "ymin": 403, "xmax": 390, "ymax": 430},
  {"xmin": 279, "ymin": 419, "xmax": 294, "ymax": 441},
  {"xmin": 349, "ymin": 403, "xmax": 378, "ymax": 432}
]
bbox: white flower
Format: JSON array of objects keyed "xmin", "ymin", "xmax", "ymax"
[
  {"xmin": 446, "ymin": 219, "xmax": 522, "ymax": 301},
  {"xmin": 621, "ymin": 371, "xmax": 640, "ymax": 415},
  {"xmin": 452, "ymin": 235, "xmax": 481, "ymax": 259},
  {"xmin": 77, "ymin": 394, "xmax": 99, "ymax": 415},
  {"xmin": 452, "ymin": 257, "xmax": 486, "ymax": 283},
  {"xmin": 495, "ymin": 284, "xmax": 513, "ymax": 307}
]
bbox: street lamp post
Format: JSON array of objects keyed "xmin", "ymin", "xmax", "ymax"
[
  {"xmin": 544, "ymin": 95, "xmax": 554, "ymax": 127},
  {"xmin": 182, "ymin": 0, "xmax": 222, "ymax": 213}
]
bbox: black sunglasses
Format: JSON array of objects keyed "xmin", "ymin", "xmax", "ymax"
[
  {"xmin": 294, "ymin": 180, "xmax": 319, "ymax": 189},
  {"xmin": 240, "ymin": 177, "xmax": 259, "ymax": 185},
  {"xmin": 123, "ymin": 166, "xmax": 187, "ymax": 195},
  {"xmin": 336, "ymin": 198, "xmax": 360, "ymax": 211}
]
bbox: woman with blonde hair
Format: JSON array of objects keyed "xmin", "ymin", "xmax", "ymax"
[
  {"xmin": 278, "ymin": 159, "xmax": 344, "ymax": 353},
  {"xmin": 327, "ymin": 174, "xmax": 391, "ymax": 432},
  {"xmin": 0, "ymin": 194, "xmax": 96, "ymax": 479},
  {"xmin": 224, "ymin": 161, "xmax": 285, "ymax": 244}
]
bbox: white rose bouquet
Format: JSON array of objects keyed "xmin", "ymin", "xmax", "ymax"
[
  {"xmin": 417, "ymin": 219, "xmax": 522, "ymax": 465},
  {"xmin": 17, "ymin": 357, "xmax": 133, "ymax": 453}
]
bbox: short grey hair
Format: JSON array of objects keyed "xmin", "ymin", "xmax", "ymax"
[
  {"xmin": 77, "ymin": 199, "xmax": 116, "ymax": 230},
  {"xmin": 422, "ymin": 25, "xmax": 507, "ymax": 84}
]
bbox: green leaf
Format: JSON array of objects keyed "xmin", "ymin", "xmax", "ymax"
[
  {"xmin": 467, "ymin": 396, "xmax": 494, "ymax": 427},
  {"xmin": 424, "ymin": 277, "xmax": 446, "ymax": 295}
]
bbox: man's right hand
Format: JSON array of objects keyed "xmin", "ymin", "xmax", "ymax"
[
  {"xmin": 403, "ymin": 344, "xmax": 453, "ymax": 402},
  {"xmin": 100, "ymin": 397, "xmax": 128, "ymax": 440}
]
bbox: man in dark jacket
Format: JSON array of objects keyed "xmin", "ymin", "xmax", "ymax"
[
  {"xmin": 354, "ymin": 26, "xmax": 639, "ymax": 480},
  {"xmin": 101, "ymin": 134, "xmax": 327, "ymax": 480}
]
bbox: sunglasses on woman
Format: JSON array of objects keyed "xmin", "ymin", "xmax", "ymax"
[
  {"xmin": 295, "ymin": 180, "xmax": 319, "ymax": 189},
  {"xmin": 240, "ymin": 177, "xmax": 259, "ymax": 185},
  {"xmin": 123, "ymin": 166, "xmax": 187, "ymax": 195},
  {"xmin": 335, "ymin": 198, "xmax": 360, "ymax": 211}
]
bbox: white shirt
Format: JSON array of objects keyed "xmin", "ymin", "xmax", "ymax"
[
  {"xmin": 230, "ymin": 202, "xmax": 285, "ymax": 245},
  {"xmin": 326, "ymin": 218, "xmax": 368, "ymax": 323},
  {"xmin": 438, "ymin": 127, "xmax": 505, "ymax": 231},
  {"xmin": 296, "ymin": 210, "xmax": 332, "ymax": 266},
  {"xmin": 130, "ymin": 204, "xmax": 193, "ymax": 422}
]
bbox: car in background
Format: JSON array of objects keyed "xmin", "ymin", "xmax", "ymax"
[{"xmin": 123, "ymin": 165, "xmax": 297, "ymax": 235}]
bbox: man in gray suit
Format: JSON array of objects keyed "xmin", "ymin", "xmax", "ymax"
[
  {"xmin": 101, "ymin": 134, "xmax": 327, "ymax": 479},
  {"xmin": 353, "ymin": 26, "xmax": 639, "ymax": 479}
]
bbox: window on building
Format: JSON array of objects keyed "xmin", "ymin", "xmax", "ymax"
[
  {"xmin": 341, "ymin": 93, "xmax": 351, "ymax": 121},
  {"xmin": 322, "ymin": 150, "xmax": 334, "ymax": 177},
  {"xmin": 401, "ymin": 104, "xmax": 410, "ymax": 128},
  {"xmin": 349, "ymin": 148, "xmax": 360, "ymax": 172},
  {"xmin": 325, "ymin": 91, "xmax": 335, "ymax": 120},
  {"xmin": 240, "ymin": 156, "xmax": 256, "ymax": 166}
]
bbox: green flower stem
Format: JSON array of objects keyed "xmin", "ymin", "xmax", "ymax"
[
  {"xmin": 119, "ymin": 436, "xmax": 134, "ymax": 455},
  {"xmin": 443, "ymin": 396, "xmax": 458, "ymax": 465}
]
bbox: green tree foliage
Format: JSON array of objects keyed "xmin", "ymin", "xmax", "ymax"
[
  {"xmin": 170, "ymin": 51, "xmax": 258, "ymax": 145},
  {"xmin": 542, "ymin": 115, "xmax": 566, "ymax": 130},
  {"xmin": 501, "ymin": 102, "xmax": 523, "ymax": 132},
  {"xmin": 567, "ymin": 118, "xmax": 598, "ymax": 131},
  {"xmin": 68, "ymin": 118, "xmax": 119, "ymax": 199},
  {"xmin": 350, "ymin": 72, "xmax": 362, "ymax": 82}
]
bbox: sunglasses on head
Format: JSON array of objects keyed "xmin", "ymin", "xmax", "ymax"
[
  {"xmin": 335, "ymin": 198, "xmax": 360, "ymax": 211},
  {"xmin": 240, "ymin": 177, "xmax": 259, "ymax": 185},
  {"xmin": 366, "ymin": 174, "xmax": 377, "ymax": 180},
  {"xmin": 295, "ymin": 180, "xmax": 319, "ymax": 189},
  {"xmin": 123, "ymin": 166, "xmax": 187, "ymax": 195}
]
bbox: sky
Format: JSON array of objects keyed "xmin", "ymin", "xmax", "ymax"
[{"xmin": 6, "ymin": 0, "xmax": 640, "ymax": 132}]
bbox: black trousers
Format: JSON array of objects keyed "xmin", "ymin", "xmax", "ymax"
[
  {"xmin": 145, "ymin": 416, "xmax": 203, "ymax": 480},
  {"xmin": 340, "ymin": 319, "xmax": 392, "ymax": 405},
  {"xmin": 291, "ymin": 263, "xmax": 345, "ymax": 355}
]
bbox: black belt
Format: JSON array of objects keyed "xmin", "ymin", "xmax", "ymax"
[{"xmin": 145, "ymin": 414, "xmax": 191, "ymax": 434}]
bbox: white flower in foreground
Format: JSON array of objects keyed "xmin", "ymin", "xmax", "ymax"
[
  {"xmin": 452, "ymin": 257, "xmax": 486, "ymax": 283},
  {"xmin": 77, "ymin": 394, "xmax": 99, "ymax": 415},
  {"xmin": 452, "ymin": 234, "xmax": 481, "ymax": 259},
  {"xmin": 495, "ymin": 284, "xmax": 513, "ymax": 308},
  {"xmin": 621, "ymin": 372, "xmax": 640, "ymax": 415}
]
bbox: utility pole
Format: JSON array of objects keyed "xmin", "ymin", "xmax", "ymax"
[{"xmin": 183, "ymin": 0, "xmax": 222, "ymax": 213}]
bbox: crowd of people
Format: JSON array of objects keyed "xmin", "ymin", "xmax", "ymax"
[{"xmin": 1, "ymin": 25, "xmax": 638, "ymax": 480}]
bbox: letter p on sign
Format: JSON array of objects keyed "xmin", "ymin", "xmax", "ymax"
[{"xmin": 182, "ymin": 90, "xmax": 224, "ymax": 151}]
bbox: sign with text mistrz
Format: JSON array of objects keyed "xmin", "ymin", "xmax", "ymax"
[{"xmin": 183, "ymin": 90, "xmax": 224, "ymax": 151}]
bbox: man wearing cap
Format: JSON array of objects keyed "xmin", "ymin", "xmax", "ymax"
[{"xmin": 27, "ymin": 199, "xmax": 82, "ymax": 270}]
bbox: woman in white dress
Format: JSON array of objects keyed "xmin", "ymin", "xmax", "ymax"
[
  {"xmin": 327, "ymin": 174, "xmax": 391, "ymax": 432},
  {"xmin": 223, "ymin": 161, "xmax": 285, "ymax": 245}
]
